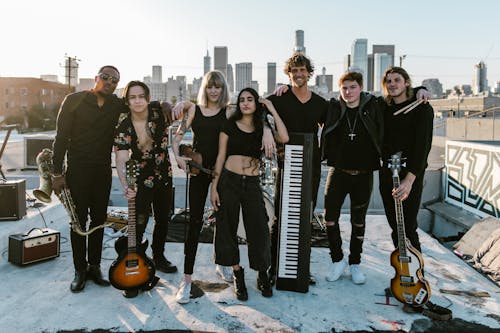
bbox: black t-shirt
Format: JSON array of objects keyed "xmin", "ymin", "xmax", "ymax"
[
  {"xmin": 191, "ymin": 105, "xmax": 227, "ymax": 168},
  {"xmin": 221, "ymin": 119, "xmax": 262, "ymax": 159},
  {"xmin": 331, "ymin": 106, "xmax": 380, "ymax": 171},
  {"xmin": 268, "ymin": 89, "xmax": 328, "ymax": 163}
]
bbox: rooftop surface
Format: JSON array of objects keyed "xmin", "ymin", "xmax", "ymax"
[{"xmin": 0, "ymin": 202, "xmax": 498, "ymax": 333}]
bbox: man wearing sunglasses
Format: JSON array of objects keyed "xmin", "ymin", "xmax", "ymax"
[
  {"xmin": 51, "ymin": 65, "xmax": 125, "ymax": 292},
  {"xmin": 52, "ymin": 66, "xmax": 157, "ymax": 293}
]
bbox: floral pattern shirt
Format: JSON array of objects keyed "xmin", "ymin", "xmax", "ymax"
[{"xmin": 114, "ymin": 107, "xmax": 172, "ymax": 189}]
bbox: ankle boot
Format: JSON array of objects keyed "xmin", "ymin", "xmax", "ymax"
[
  {"xmin": 257, "ymin": 271, "xmax": 273, "ymax": 297},
  {"xmin": 87, "ymin": 264, "xmax": 110, "ymax": 286},
  {"xmin": 233, "ymin": 268, "xmax": 248, "ymax": 301},
  {"xmin": 70, "ymin": 269, "xmax": 86, "ymax": 292}
]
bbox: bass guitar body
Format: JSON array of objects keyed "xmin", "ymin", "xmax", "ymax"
[{"xmin": 390, "ymin": 243, "xmax": 431, "ymax": 306}]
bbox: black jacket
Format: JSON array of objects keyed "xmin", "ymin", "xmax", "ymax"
[{"xmin": 321, "ymin": 92, "xmax": 384, "ymax": 163}]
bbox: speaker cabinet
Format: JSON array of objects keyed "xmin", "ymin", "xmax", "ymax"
[
  {"xmin": 8, "ymin": 228, "xmax": 60, "ymax": 265},
  {"xmin": 0, "ymin": 179, "xmax": 26, "ymax": 221},
  {"xmin": 24, "ymin": 134, "xmax": 54, "ymax": 168}
]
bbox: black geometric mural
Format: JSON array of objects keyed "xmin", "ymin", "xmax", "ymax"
[{"xmin": 445, "ymin": 142, "xmax": 499, "ymax": 219}]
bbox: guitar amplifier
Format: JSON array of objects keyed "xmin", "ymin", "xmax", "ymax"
[
  {"xmin": 0, "ymin": 179, "xmax": 26, "ymax": 221},
  {"xmin": 8, "ymin": 228, "xmax": 60, "ymax": 265}
]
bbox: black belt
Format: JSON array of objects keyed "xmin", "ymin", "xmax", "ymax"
[{"xmin": 336, "ymin": 168, "xmax": 371, "ymax": 176}]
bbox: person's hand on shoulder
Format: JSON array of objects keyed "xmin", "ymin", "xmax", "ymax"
[{"xmin": 273, "ymin": 84, "xmax": 289, "ymax": 96}]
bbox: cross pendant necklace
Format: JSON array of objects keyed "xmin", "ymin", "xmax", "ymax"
[{"xmin": 346, "ymin": 110, "xmax": 359, "ymax": 141}]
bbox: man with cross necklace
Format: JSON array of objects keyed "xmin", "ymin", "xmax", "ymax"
[{"xmin": 320, "ymin": 71, "xmax": 384, "ymax": 285}]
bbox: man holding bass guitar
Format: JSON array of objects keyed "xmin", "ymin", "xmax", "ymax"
[
  {"xmin": 113, "ymin": 81, "xmax": 177, "ymax": 298},
  {"xmin": 380, "ymin": 67, "xmax": 451, "ymax": 320}
]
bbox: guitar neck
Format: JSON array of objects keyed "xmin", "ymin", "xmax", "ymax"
[
  {"xmin": 128, "ymin": 198, "xmax": 136, "ymax": 251},
  {"xmin": 392, "ymin": 175, "xmax": 407, "ymax": 256}
]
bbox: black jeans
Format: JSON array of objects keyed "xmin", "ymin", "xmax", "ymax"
[
  {"xmin": 183, "ymin": 173, "xmax": 212, "ymax": 274},
  {"xmin": 135, "ymin": 179, "xmax": 173, "ymax": 258},
  {"xmin": 270, "ymin": 159, "xmax": 321, "ymax": 271},
  {"xmin": 214, "ymin": 169, "xmax": 270, "ymax": 272},
  {"xmin": 379, "ymin": 168, "xmax": 423, "ymax": 252},
  {"xmin": 323, "ymin": 168, "xmax": 372, "ymax": 265},
  {"xmin": 66, "ymin": 164, "xmax": 112, "ymax": 271}
]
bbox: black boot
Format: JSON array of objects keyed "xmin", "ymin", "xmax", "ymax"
[
  {"xmin": 70, "ymin": 269, "xmax": 86, "ymax": 292},
  {"xmin": 257, "ymin": 271, "xmax": 273, "ymax": 297},
  {"xmin": 87, "ymin": 265, "xmax": 110, "ymax": 286},
  {"xmin": 233, "ymin": 268, "xmax": 248, "ymax": 301},
  {"xmin": 154, "ymin": 256, "xmax": 178, "ymax": 273}
]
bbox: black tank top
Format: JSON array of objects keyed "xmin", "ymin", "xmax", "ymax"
[{"xmin": 191, "ymin": 105, "xmax": 226, "ymax": 168}]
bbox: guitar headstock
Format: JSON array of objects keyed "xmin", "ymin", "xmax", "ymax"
[
  {"xmin": 125, "ymin": 160, "xmax": 139, "ymax": 187},
  {"xmin": 388, "ymin": 152, "xmax": 405, "ymax": 176}
]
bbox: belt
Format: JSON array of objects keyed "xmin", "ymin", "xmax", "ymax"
[{"xmin": 336, "ymin": 168, "xmax": 371, "ymax": 176}]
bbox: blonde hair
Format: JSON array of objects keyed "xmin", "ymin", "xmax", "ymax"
[{"xmin": 197, "ymin": 70, "xmax": 229, "ymax": 108}]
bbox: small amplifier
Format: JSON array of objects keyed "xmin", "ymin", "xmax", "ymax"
[{"xmin": 8, "ymin": 228, "xmax": 60, "ymax": 265}]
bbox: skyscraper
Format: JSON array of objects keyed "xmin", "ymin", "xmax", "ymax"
[
  {"xmin": 294, "ymin": 30, "xmax": 306, "ymax": 54},
  {"xmin": 474, "ymin": 61, "xmax": 488, "ymax": 95},
  {"xmin": 373, "ymin": 53, "xmax": 392, "ymax": 92},
  {"xmin": 267, "ymin": 62, "xmax": 276, "ymax": 94},
  {"xmin": 226, "ymin": 64, "xmax": 234, "ymax": 94},
  {"xmin": 372, "ymin": 45, "xmax": 395, "ymax": 67},
  {"xmin": 350, "ymin": 38, "xmax": 368, "ymax": 78},
  {"xmin": 152, "ymin": 65, "xmax": 162, "ymax": 83},
  {"xmin": 214, "ymin": 46, "xmax": 228, "ymax": 78},
  {"xmin": 203, "ymin": 50, "xmax": 211, "ymax": 75},
  {"xmin": 367, "ymin": 44, "xmax": 395, "ymax": 91},
  {"xmin": 235, "ymin": 62, "xmax": 252, "ymax": 92}
]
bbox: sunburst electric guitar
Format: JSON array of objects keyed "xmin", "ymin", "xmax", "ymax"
[
  {"xmin": 109, "ymin": 160, "xmax": 156, "ymax": 291},
  {"xmin": 389, "ymin": 152, "xmax": 431, "ymax": 306}
]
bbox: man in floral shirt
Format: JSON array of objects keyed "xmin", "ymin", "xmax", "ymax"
[{"xmin": 114, "ymin": 81, "xmax": 176, "ymax": 298}]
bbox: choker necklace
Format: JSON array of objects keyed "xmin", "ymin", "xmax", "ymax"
[{"xmin": 346, "ymin": 109, "xmax": 359, "ymax": 141}]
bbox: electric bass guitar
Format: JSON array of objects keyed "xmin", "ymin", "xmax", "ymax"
[
  {"xmin": 109, "ymin": 160, "xmax": 156, "ymax": 291},
  {"xmin": 389, "ymin": 152, "xmax": 431, "ymax": 306}
]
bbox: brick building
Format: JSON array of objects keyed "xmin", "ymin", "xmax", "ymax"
[{"xmin": 0, "ymin": 77, "xmax": 70, "ymax": 125}]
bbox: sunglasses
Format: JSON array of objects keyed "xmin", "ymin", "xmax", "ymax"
[{"xmin": 98, "ymin": 72, "xmax": 119, "ymax": 84}]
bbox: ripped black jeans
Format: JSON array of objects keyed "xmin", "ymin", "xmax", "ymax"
[{"xmin": 323, "ymin": 168, "xmax": 373, "ymax": 265}]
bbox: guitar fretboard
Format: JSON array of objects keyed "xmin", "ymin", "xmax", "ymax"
[
  {"xmin": 127, "ymin": 199, "xmax": 137, "ymax": 252},
  {"xmin": 392, "ymin": 175, "xmax": 407, "ymax": 258}
]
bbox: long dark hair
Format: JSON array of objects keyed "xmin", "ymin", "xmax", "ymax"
[
  {"xmin": 230, "ymin": 87, "xmax": 263, "ymax": 172},
  {"xmin": 230, "ymin": 87, "xmax": 263, "ymax": 135}
]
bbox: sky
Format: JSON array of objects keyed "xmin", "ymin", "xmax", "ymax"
[{"xmin": 1, "ymin": 0, "xmax": 500, "ymax": 93}]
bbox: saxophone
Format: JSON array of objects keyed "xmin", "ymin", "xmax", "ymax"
[{"xmin": 34, "ymin": 148, "xmax": 112, "ymax": 236}]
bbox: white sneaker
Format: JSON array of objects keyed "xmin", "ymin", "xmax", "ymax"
[
  {"xmin": 175, "ymin": 281, "xmax": 191, "ymax": 304},
  {"xmin": 350, "ymin": 264, "xmax": 366, "ymax": 285},
  {"xmin": 325, "ymin": 258, "xmax": 348, "ymax": 282},
  {"xmin": 216, "ymin": 264, "xmax": 233, "ymax": 282}
]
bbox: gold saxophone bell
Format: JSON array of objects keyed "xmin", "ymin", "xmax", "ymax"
[
  {"xmin": 33, "ymin": 148, "xmax": 54, "ymax": 203},
  {"xmin": 33, "ymin": 181, "xmax": 52, "ymax": 203}
]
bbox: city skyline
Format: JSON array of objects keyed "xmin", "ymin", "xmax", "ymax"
[{"xmin": 1, "ymin": 0, "xmax": 499, "ymax": 93}]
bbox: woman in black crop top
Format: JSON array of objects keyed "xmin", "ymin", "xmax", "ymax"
[
  {"xmin": 210, "ymin": 88, "xmax": 288, "ymax": 301},
  {"xmin": 172, "ymin": 71, "xmax": 232, "ymax": 304}
]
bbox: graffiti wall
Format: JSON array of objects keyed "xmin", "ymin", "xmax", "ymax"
[{"xmin": 445, "ymin": 140, "xmax": 500, "ymax": 218}]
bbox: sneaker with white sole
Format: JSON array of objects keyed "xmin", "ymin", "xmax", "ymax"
[
  {"xmin": 325, "ymin": 259, "xmax": 348, "ymax": 282},
  {"xmin": 216, "ymin": 264, "xmax": 233, "ymax": 282},
  {"xmin": 350, "ymin": 264, "xmax": 366, "ymax": 285},
  {"xmin": 175, "ymin": 281, "xmax": 191, "ymax": 304}
]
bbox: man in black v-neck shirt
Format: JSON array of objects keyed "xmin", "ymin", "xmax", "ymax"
[
  {"xmin": 266, "ymin": 53, "xmax": 328, "ymax": 286},
  {"xmin": 321, "ymin": 71, "xmax": 384, "ymax": 285}
]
